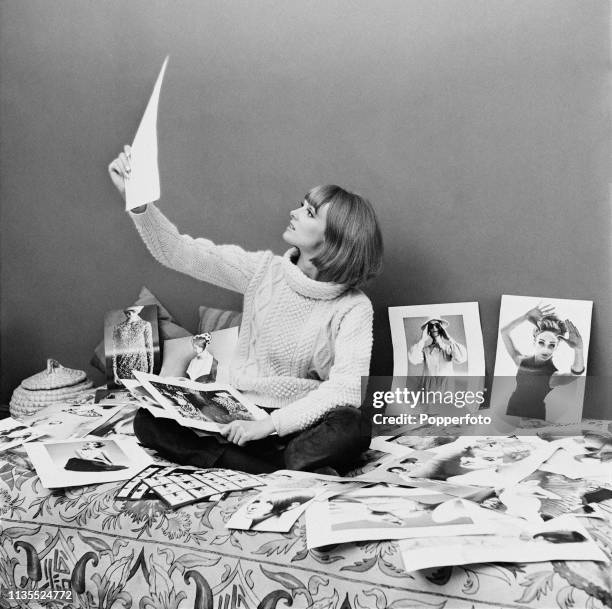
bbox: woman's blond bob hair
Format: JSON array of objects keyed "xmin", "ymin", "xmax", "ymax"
[{"xmin": 305, "ymin": 185, "xmax": 383, "ymax": 289}]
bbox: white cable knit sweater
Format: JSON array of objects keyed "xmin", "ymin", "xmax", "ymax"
[{"xmin": 130, "ymin": 204, "xmax": 374, "ymax": 436}]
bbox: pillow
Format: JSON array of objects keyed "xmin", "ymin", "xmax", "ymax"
[
  {"xmin": 91, "ymin": 287, "xmax": 192, "ymax": 372},
  {"xmin": 197, "ymin": 305, "xmax": 242, "ymax": 334}
]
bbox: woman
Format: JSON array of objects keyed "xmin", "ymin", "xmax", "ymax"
[
  {"xmin": 64, "ymin": 440, "xmax": 127, "ymax": 472},
  {"xmin": 108, "ymin": 145, "xmax": 383, "ymax": 474},
  {"xmin": 500, "ymin": 303, "xmax": 584, "ymax": 420},
  {"xmin": 243, "ymin": 492, "xmax": 315, "ymax": 529},
  {"xmin": 112, "ymin": 306, "xmax": 154, "ymax": 385},
  {"xmin": 186, "ymin": 333, "xmax": 215, "ymax": 381}
]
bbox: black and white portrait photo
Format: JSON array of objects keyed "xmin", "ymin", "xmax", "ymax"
[
  {"xmin": 25, "ymin": 437, "xmax": 152, "ymax": 488},
  {"xmin": 389, "ymin": 303, "xmax": 485, "ymax": 380},
  {"xmin": 104, "ymin": 304, "xmax": 160, "ymax": 388},
  {"xmin": 491, "ymin": 295, "xmax": 593, "ymax": 424},
  {"xmin": 388, "ymin": 303, "xmax": 486, "ymax": 407},
  {"xmin": 305, "ymin": 488, "xmax": 483, "ymax": 548},
  {"xmin": 1, "ymin": 2, "xmax": 611, "ymax": 607},
  {"xmin": 134, "ymin": 372, "xmax": 268, "ymax": 432},
  {"xmin": 405, "ymin": 315, "xmax": 468, "ymax": 394},
  {"xmin": 150, "ymin": 381, "xmax": 252, "ymax": 424}
]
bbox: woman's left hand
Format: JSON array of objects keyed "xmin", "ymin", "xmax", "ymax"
[
  {"xmin": 561, "ymin": 320, "xmax": 583, "ymax": 350},
  {"xmin": 219, "ymin": 417, "xmax": 276, "ymax": 446}
]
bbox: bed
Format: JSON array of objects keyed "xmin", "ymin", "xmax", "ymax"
[{"xmin": 1, "ymin": 424, "xmax": 611, "ymax": 609}]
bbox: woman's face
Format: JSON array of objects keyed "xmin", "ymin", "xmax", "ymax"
[
  {"xmin": 428, "ymin": 322, "xmax": 441, "ymax": 338},
  {"xmin": 246, "ymin": 498, "xmax": 274, "ymax": 519},
  {"xmin": 533, "ymin": 331, "xmax": 559, "ymax": 362},
  {"xmin": 124, "ymin": 309, "xmax": 139, "ymax": 321},
  {"xmin": 282, "ymin": 200, "xmax": 328, "ymax": 254}
]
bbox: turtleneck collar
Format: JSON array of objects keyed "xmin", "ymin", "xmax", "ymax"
[{"xmin": 282, "ymin": 248, "xmax": 347, "ymax": 300}]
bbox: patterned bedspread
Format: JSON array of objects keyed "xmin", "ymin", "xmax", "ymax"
[{"xmin": 1, "ymin": 442, "xmax": 611, "ymax": 609}]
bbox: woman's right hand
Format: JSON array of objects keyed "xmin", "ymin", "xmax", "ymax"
[
  {"xmin": 525, "ymin": 303, "xmax": 555, "ymax": 325},
  {"xmin": 108, "ymin": 145, "xmax": 148, "ymax": 213},
  {"xmin": 108, "ymin": 144, "xmax": 132, "ymax": 198}
]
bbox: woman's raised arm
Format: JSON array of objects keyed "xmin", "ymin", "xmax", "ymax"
[
  {"xmin": 500, "ymin": 314, "xmax": 527, "ymax": 366},
  {"xmin": 108, "ymin": 146, "xmax": 269, "ymax": 294}
]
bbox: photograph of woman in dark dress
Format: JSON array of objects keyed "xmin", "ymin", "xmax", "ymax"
[
  {"xmin": 64, "ymin": 440, "xmax": 128, "ymax": 472},
  {"xmin": 501, "ymin": 303, "xmax": 585, "ymax": 420}
]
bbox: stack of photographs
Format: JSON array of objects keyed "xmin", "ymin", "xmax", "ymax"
[{"xmin": 142, "ymin": 468, "xmax": 265, "ymax": 508}]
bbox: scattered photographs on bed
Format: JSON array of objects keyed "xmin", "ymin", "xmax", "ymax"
[
  {"xmin": 25, "ymin": 437, "xmax": 153, "ymax": 488},
  {"xmin": 133, "ymin": 372, "xmax": 268, "ymax": 432},
  {"xmin": 226, "ymin": 487, "xmax": 322, "ymax": 532},
  {"xmin": 20, "ymin": 403, "xmax": 123, "ymax": 443},
  {"xmin": 400, "ymin": 435, "xmax": 555, "ymax": 488},
  {"xmin": 0, "ymin": 418, "xmax": 46, "ymax": 452},
  {"xmin": 481, "ymin": 467, "xmax": 612, "ymax": 522},
  {"xmin": 144, "ymin": 468, "xmax": 265, "ymax": 509},
  {"xmin": 366, "ymin": 434, "xmax": 558, "ymax": 491},
  {"xmin": 305, "ymin": 487, "xmax": 492, "ymax": 549},
  {"xmin": 388, "ymin": 302, "xmax": 485, "ymax": 384},
  {"xmin": 398, "ymin": 514, "xmax": 607, "ymax": 571},
  {"xmin": 491, "ymin": 295, "xmax": 592, "ymax": 426},
  {"xmin": 538, "ymin": 434, "xmax": 612, "ymax": 483},
  {"xmin": 104, "ymin": 304, "xmax": 161, "ymax": 389}
]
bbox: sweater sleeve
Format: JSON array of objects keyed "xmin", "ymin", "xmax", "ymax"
[
  {"xmin": 129, "ymin": 204, "xmax": 268, "ymax": 294},
  {"xmin": 270, "ymin": 298, "xmax": 373, "ymax": 436}
]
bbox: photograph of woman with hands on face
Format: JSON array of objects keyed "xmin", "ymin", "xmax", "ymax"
[
  {"xmin": 407, "ymin": 316, "xmax": 468, "ymax": 392},
  {"xmin": 108, "ymin": 144, "xmax": 383, "ymax": 475}
]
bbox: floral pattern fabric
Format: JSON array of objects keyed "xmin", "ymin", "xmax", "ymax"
[{"xmin": 0, "ymin": 445, "xmax": 611, "ymax": 609}]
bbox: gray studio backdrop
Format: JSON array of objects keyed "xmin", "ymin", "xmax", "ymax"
[{"xmin": 1, "ymin": 1, "xmax": 610, "ymax": 414}]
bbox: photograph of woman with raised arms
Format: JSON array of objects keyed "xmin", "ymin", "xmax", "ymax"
[
  {"xmin": 501, "ymin": 303, "xmax": 585, "ymax": 420},
  {"xmin": 108, "ymin": 144, "xmax": 383, "ymax": 474}
]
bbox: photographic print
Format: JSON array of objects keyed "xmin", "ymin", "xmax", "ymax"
[
  {"xmin": 133, "ymin": 372, "xmax": 268, "ymax": 432},
  {"xmin": 538, "ymin": 435, "xmax": 612, "ymax": 483},
  {"xmin": 491, "ymin": 295, "xmax": 592, "ymax": 424},
  {"xmin": 378, "ymin": 433, "xmax": 459, "ymax": 453},
  {"xmin": 0, "ymin": 418, "xmax": 45, "ymax": 453},
  {"xmin": 25, "ymin": 437, "xmax": 153, "ymax": 488},
  {"xmin": 88, "ymin": 403, "xmax": 142, "ymax": 438},
  {"xmin": 385, "ymin": 435, "xmax": 555, "ymax": 489},
  {"xmin": 227, "ymin": 487, "xmax": 320, "ymax": 532},
  {"xmin": 116, "ymin": 464, "xmax": 173, "ymax": 500},
  {"xmin": 491, "ymin": 467, "xmax": 611, "ymax": 522},
  {"xmin": 120, "ymin": 378, "xmax": 164, "ymax": 409},
  {"xmin": 399, "ymin": 515, "xmax": 607, "ymax": 571},
  {"xmin": 144, "ymin": 468, "xmax": 264, "ymax": 508},
  {"xmin": 305, "ymin": 487, "xmax": 492, "ymax": 548},
  {"xmin": 20, "ymin": 403, "xmax": 122, "ymax": 443},
  {"xmin": 388, "ymin": 303, "xmax": 485, "ymax": 399},
  {"xmin": 104, "ymin": 304, "xmax": 161, "ymax": 389}
]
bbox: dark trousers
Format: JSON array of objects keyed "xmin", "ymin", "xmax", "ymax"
[{"xmin": 133, "ymin": 406, "xmax": 371, "ymax": 475}]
